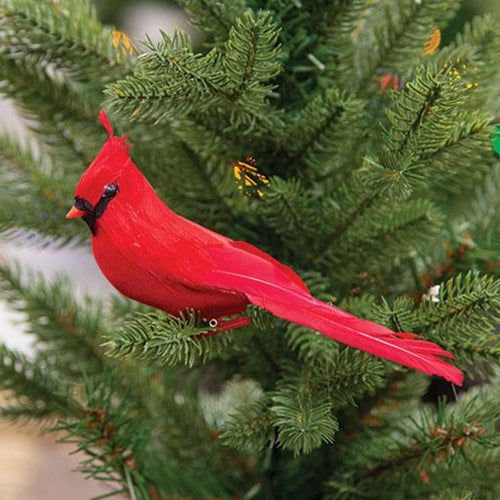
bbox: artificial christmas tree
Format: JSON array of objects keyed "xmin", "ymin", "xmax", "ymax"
[{"xmin": 1, "ymin": 1, "xmax": 500, "ymax": 499}]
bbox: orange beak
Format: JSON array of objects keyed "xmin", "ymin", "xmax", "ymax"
[{"xmin": 65, "ymin": 206, "xmax": 85, "ymax": 219}]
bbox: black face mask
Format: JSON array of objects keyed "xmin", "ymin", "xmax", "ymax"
[{"xmin": 74, "ymin": 183, "xmax": 119, "ymax": 234}]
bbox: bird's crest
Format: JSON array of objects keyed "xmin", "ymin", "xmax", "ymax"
[
  {"xmin": 99, "ymin": 110, "xmax": 114, "ymax": 137},
  {"xmin": 72, "ymin": 111, "xmax": 132, "ymax": 204}
]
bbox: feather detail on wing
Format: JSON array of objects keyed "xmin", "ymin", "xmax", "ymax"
[{"xmin": 200, "ymin": 245, "xmax": 464, "ymax": 386}]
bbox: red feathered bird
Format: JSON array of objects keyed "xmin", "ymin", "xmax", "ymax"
[{"xmin": 66, "ymin": 112, "xmax": 463, "ymax": 385}]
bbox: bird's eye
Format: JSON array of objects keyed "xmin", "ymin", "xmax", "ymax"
[
  {"xmin": 103, "ymin": 183, "xmax": 118, "ymax": 197},
  {"xmin": 74, "ymin": 197, "xmax": 93, "ymax": 212}
]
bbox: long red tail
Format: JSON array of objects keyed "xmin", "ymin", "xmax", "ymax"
[
  {"xmin": 247, "ymin": 291, "xmax": 463, "ymax": 385},
  {"xmin": 201, "ymin": 245, "xmax": 463, "ymax": 385}
]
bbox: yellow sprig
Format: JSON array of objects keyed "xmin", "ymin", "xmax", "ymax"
[
  {"xmin": 423, "ymin": 28, "xmax": 441, "ymax": 56},
  {"xmin": 112, "ymin": 30, "xmax": 136, "ymax": 62},
  {"xmin": 233, "ymin": 157, "xmax": 270, "ymax": 199},
  {"xmin": 448, "ymin": 62, "xmax": 479, "ymax": 90}
]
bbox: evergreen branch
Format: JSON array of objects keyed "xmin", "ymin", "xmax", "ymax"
[
  {"xmin": 270, "ymin": 369, "xmax": 338, "ymax": 455},
  {"xmin": 322, "ymin": 194, "xmax": 377, "ymax": 251},
  {"xmin": 0, "ymin": 55, "xmax": 103, "ymax": 166},
  {"xmin": 320, "ymin": 199, "xmax": 444, "ymax": 287},
  {"xmin": 371, "ymin": 272, "xmax": 500, "ymax": 370},
  {"xmin": 418, "ymin": 231, "xmax": 475, "ymax": 293},
  {"xmin": 220, "ymin": 10, "xmax": 281, "ymax": 99},
  {"xmin": 264, "ymin": 179, "xmax": 310, "ymax": 232},
  {"xmin": 53, "ymin": 374, "xmax": 156, "ymax": 500},
  {"xmin": 52, "ymin": 369, "xmax": 237, "ymax": 499},
  {"xmin": 302, "ymin": 163, "xmax": 432, "ymax": 268},
  {"xmin": 0, "ymin": 344, "xmax": 71, "ymax": 420},
  {"xmin": 351, "ymin": 0, "xmax": 461, "ymax": 93},
  {"xmin": 426, "ymin": 448, "xmax": 500, "ymax": 500},
  {"xmin": 317, "ymin": 0, "xmax": 367, "ymax": 34},
  {"xmin": 280, "ymin": 88, "xmax": 364, "ymax": 175},
  {"xmin": 0, "ymin": 0, "xmax": 131, "ymax": 82},
  {"xmin": 0, "ymin": 263, "xmax": 107, "ymax": 375},
  {"xmin": 286, "ymin": 93, "xmax": 346, "ymax": 164},
  {"xmin": 102, "ymin": 310, "xmax": 234, "ymax": 367},
  {"xmin": 368, "ymin": 418, "xmax": 486, "ymax": 478},
  {"xmin": 468, "ymin": 163, "xmax": 500, "ymax": 234},
  {"xmin": 452, "ymin": 14, "xmax": 500, "ymax": 113},
  {"xmin": 220, "ymin": 395, "xmax": 274, "ymax": 454},
  {"xmin": 173, "ymin": 0, "xmax": 246, "ymax": 44},
  {"xmin": 1, "ymin": 0, "xmax": 500, "ymax": 495},
  {"xmin": 247, "ymin": 304, "xmax": 279, "ymax": 332},
  {"xmin": 372, "ymin": 296, "xmax": 422, "ymax": 335},
  {"xmin": 0, "ymin": 136, "xmax": 87, "ymax": 244},
  {"xmin": 380, "ymin": 63, "xmax": 494, "ymax": 200},
  {"xmin": 383, "ymin": 64, "xmax": 467, "ymax": 160},
  {"xmin": 414, "ymin": 111, "xmax": 492, "ymax": 195},
  {"xmin": 258, "ymin": 177, "xmax": 337, "ymax": 260},
  {"xmin": 107, "ymin": 12, "xmax": 283, "ymax": 132},
  {"xmin": 309, "ymin": 188, "xmax": 380, "ymax": 265},
  {"xmin": 270, "ymin": 0, "xmax": 368, "ymax": 106},
  {"xmin": 168, "ymin": 124, "xmax": 245, "ymax": 230},
  {"xmin": 386, "ymin": 69, "xmax": 441, "ymax": 157},
  {"xmin": 463, "ymin": 164, "xmax": 500, "ymax": 271},
  {"xmin": 313, "ymin": 0, "xmax": 369, "ymax": 82},
  {"xmin": 456, "ymin": 13, "xmax": 500, "ymax": 58},
  {"xmin": 373, "ymin": 390, "xmax": 500, "ymax": 472},
  {"xmin": 286, "ymin": 323, "xmax": 386, "ymax": 408},
  {"xmin": 105, "ymin": 30, "xmax": 227, "ymax": 122},
  {"xmin": 329, "ymin": 386, "xmax": 500, "ymax": 498},
  {"xmin": 415, "ymin": 272, "xmax": 500, "ymax": 361},
  {"xmin": 221, "ymin": 325, "xmax": 285, "ymax": 389}
]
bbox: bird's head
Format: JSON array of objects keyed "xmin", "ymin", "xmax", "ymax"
[{"xmin": 66, "ymin": 111, "xmax": 135, "ymax": 234}]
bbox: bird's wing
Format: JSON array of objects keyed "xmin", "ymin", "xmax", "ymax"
[
  {"xmin": 197, "ymin": 244, "xmax": 463, "ymax": 385},
  {"xmin": 118, "ymin": 205, "xmax": 310, "ymax": 295},
  {"xmin": 220, "ymin": 240, "xmax": 310, "ymax": 294},
  {"xmin": 168, "ymin": 216, "xmax": 310, "ymax": 293}
]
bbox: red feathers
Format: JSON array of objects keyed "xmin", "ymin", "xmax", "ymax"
[{"xmin": 66, "ymin": 112, "xmax": 464, "ymax": 386}]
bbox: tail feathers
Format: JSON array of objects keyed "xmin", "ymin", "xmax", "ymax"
[
  {"xmin": 248, "ymin": 292, "xmax": 463, "ymax": 386},
  {"xmin": 200, "ymin": 246, "xmax": 463, "ymax": 385}
]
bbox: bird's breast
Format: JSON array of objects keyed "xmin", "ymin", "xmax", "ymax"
[{"xmin": 90, "ymin": 232, "xmax": 248, "ymax": 318}]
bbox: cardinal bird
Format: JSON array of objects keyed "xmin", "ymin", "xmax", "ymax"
[{"xmin": 66, "ymin": 111, "xmax": 463, "ymax": 385}]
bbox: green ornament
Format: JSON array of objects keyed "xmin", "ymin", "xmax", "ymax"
[{"xmin": 493, "ymin": 125, "xmax": 500, "ymax": 156}]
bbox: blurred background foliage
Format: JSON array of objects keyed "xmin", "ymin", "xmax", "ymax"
[{"xmin": 1, "ymin": 0, "xmax": 500, "ymax": 499}]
